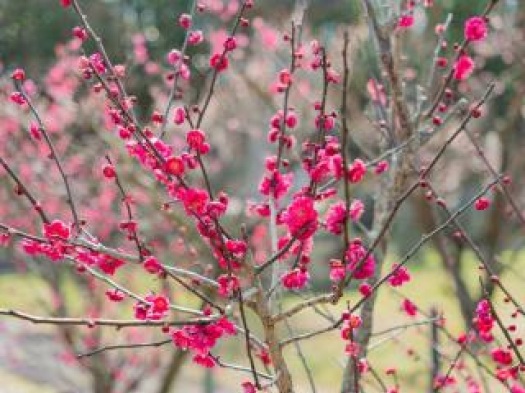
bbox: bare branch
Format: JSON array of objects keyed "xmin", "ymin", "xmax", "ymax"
[{"xmin": 0, "ymin": 309, "xmax": 214, "ymax": 328}]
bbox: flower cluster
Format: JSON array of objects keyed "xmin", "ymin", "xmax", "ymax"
[
  {"xmin": 281, "ymin": 196, "xmax": 318, "ymax": 241},
  {"xmin": 324, "ymin": 199, "xmax": 365, "ymax": 235},
  {"xmin": 452, "ymin": 16, "xmax": 489, "ymax": 81},
  {"xmin": 340, "ymin": 312, "xmax": 363, "ymax": 359},
  {"xmin": 475, "ymin": 299, "xmax": 494, "ymax": 342},
  {"xmin": 171, "ymin": 316, "xmax": 237, "ymax": 368},
  {"xmin": 388, "ymin": 264, "xmax": 411, "ymax": 287},
  {"xmin": 345, "ymin": 238, "xmax": 376, "ymax": 280},
  {"xmin": 134, "ymin": 294, "xmax": 170, "ymax": 320},
  {"xmin": 281, "ymin": 268, "xmax": 309, "ymax": 290}
]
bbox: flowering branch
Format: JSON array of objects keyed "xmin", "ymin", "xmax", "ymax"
[
  {"xmin": 159, "ymin": 0, "xmax": 198, "ymax": 139},
  {"xmin": 424, "ymin": 0, "xmax": 499, "ymax": 119}
]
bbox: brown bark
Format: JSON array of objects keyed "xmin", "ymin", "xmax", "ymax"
[
  {"xmin": 341, "ymin": 2, "xmax": 415, "ymax": 392},
  {"xmin": 254, "ymin": 287, "xmax": 294, "ymax": 392}
]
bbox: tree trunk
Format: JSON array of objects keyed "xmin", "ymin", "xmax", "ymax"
[{"xmin": 252, "ymin": 286, "xmax": 294, "ymax": 392}]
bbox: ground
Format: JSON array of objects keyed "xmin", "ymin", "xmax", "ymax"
[{"xmin": 0, "ymin": 249, "xmax": 523, "ymax": 392}]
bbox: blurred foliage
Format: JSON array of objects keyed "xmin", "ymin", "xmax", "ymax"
[
  {"xmin": 0, "ymin": 0, "xmax": 361, "ymax": 74},
  {"xmin": 0, "ymin": 0, "xmax": 190, "ymax": 73},
  {"xmin": 0, "ymin": 0, "xmax": 521, "ymax": 72}
]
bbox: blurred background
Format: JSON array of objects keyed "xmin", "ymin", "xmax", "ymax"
[{"xmin": 0, "ymin": 0, "xmax": 524, "ymax": 392}]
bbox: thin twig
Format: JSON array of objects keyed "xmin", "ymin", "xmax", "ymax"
[
  {"xmin": 78, "ymin": 339, "xmax": 172, "ymax": 358},
  {"xmin": 0, "ymin": 158, "xmax": 50, "ymax": 224},
  {"xmin": 237, "ymin": 289, "xmax": 262, "ymax": 389},
  {"xmin": 105, "ymin": 155, "xmax": 144, "ymax": 262},
  {"xmin": 15, "ymin": 82, "xmax": 80, "ymax": 232},
  {"xmin": 211, "ymin": 354, "xmax": 274, "ymax": 381},
  {"xmin": 165, "ymin": 269, "xmax": 224, "ymax": 314},
  {"xmin": 159, "ymin": 0, "xmax": 198, "ymax": 139}
]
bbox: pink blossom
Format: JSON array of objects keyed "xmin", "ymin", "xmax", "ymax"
[
  {"xmin": 188, "ymin": 30, "xmax": 204, "ymax": 46},
  {"xmin": 491, "ymin": 348, "xmax": 513, "ymax": 366},
  {"xmin": 259, "ymin": 171, "xmax": 293, "ymax": 200},
  {"xmin": 225, "ymin": 239, "xmax": 247, "ymax": 259},
  {"xmin": 186, "ymin": 129, "xmax": 206, "ymax": 151},
  {"xmin": 388, "ymin": 264, "xmax": 411, "ymax": 287},
  {"xmin": 193, "ymin": 353, "xmax": 216, "ymax": 368},
  {"xmin": 242, "ymin": 382, "xmax": 256, "ymax": 393},
  {"xmin": 475, "ymin": 299, "xmax": 494, "ymax": 341},
  {"xmin": 0, "ymin": 233, "xmax": 10, "ymax": 247},
  {"xmin": 307, "ymin": 154, "xmax": 332, "ymax": 183},
  {"xmin": 43, "ymin": 220, "xmax": 71, "ymax": 240},
  {"xmin": 329, "ymin": 259, "xmax": 346, "ymax": 282},
  {"xmin": 346, "ymin": 239, "xmax": 375, "ymax": 279},
  {"xmin": 453, "ymin": 55, "xmax": 475, "ymax": 81},
  {"xmin": 178, "ymin": 13, "xmax": 192, "ymax": 30},
  {"xmin": 102, "ymin": 164, "xmax": 116, "ymax": 179},
  {"xmin": 374, "ymin": 160, "xmax": 389, "ymax": 174},
  {"xmin": 172, "ymin": 317, "xmax": 236, "ymax": 366},
  {"xmin": 348, "ymin": 159, "xmax": 367, "ymax": 183},
  {"xmin": 165, "ymin": 156, "xmax": 185, "ymax": 176},
  {"xmin": 72, "ymin": 26, "xmax": 88, "ymax": 41},
  {"xmin": 402, "ymin": 299, "xmax": 418, "ymax": 317},
  {"xmin": 325, "ymin": 201, "xmax": 347, "ymax": 235},
  {"xmin": 217, "ymin": 274, "xmax": 240, "ymax": 297},
  {"xmin": 399, "ymin": 15, "xmax": 414, "ymax": 29},
  {"xmin": 279, "ymin": 69, "xmax": 292, "ymax": 86},
  {"xmin": 10, "ymin": 92, "xmax": 26, "ymax": 106},
  {"xmin": 345, "ymin": 341, "xmax": 361, "ymax": 357},
  {"xmin": 21, "ymin": 239, "xmax": 65, "ymax": 262},
  {"xmin": 89, "ymin": 53, "xmax": 107, "ymax": 74},
  {"xmin": 475, "ymin": 197, "xmax": 490, "ymax": 211},
  {"xmin": 359, "ymin": 283, "xmax": 372, "ymax": 297},
  {"xmin": 349, "ymin": 199, "xmax": 365, "ymax": 222},
  {"xmin": 11, "ymin": 68, "xmax": 25, "ymax": 81},
  {"xmin": 177, "ymin": 187, "xmax": 209, "ymax": 215},
  {"xmin": 465, "ymin": 17, "xmax": 488, "ymax": 42},
  {"xmin": 29, "ymin": 122, "xmax": 41, "ymax": 141},
  {"xmin": 150, "ymin": 295, "xmax": 170, "ymax": 315},
  {"xmin": 367, "ymin": 79, "xmax": 387, "ymax": 106},
  {"xmin": 97, "ymin": 255, "xmax": 125, "ymax": 275},
  {"xmin": 223, "ymin": 36, "xmax": 237, "ymax": 52},
  {"xmin": 167, "ymin": 49, "xmax": 182, "ymax": 66},
  {"xmin": 173, "ymin": 106, "xmax": 186, "ymax": 125},
  {"xmin": 210, "ymin": 53, "xmax": 229, "ymax": 72},
  {"xmin": 134, "ymin": 294, "xmax": 170, "ymax": 320},
  {"xmin": 286, "ymin": 112, "xmax": 298, "ymax": 128},
  {"xmin": 281, "ymin": 268, "xmax": 309, "ymax": 290},
  {"xmin": 143, "ymin": 256, "xmax": 163, "ymax": 274},
  {"xmin": 105, "ymin": 289, "xmax": 125, "ymax": 302},
  {"xmin": 282, "ymin": 196, "xmax": 318, "ymax": 240}
]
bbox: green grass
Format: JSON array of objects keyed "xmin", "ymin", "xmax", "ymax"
[
  {"xmin": 273, "ymin": 249, "xmax": 525, "ymax": 392},
  {"xmin": 0, "ymin": 370, "xmax": 57, "ymax": 393},
  {"xmin": 1, "ymin": 250, "xmax": 523, "ymax": 392}
]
